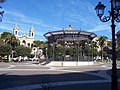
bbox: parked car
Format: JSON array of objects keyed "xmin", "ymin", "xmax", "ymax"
[
  {"xmin": 12, "ymin": 56, "xmax": 27, "ymax": 62},
  {"xmin": 23, "ymin": 56, "xmax": 28, "ymax": 61},
  {"xmin": 31, "ymin": 57, "xmax": 39, "ymax": 61},
  {"xmin": 12, "ymin": 57, "xmax": 19, "ymax": 62}
]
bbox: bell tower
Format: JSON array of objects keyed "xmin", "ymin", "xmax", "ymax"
[
  {"xmin": 13, "ymin": 24, "xmax": 19, "ymax": 37},
  {"xmin": 29, "ymin": 25, "xmax": 35, "ymax": 38}
]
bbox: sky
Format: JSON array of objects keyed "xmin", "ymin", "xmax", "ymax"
[{"xmin": 0, "ymin": 0, "xmax": 120, "ymax": 41}]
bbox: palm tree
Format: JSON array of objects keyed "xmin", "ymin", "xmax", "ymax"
[
  {"xmin": 89, "ymin": 41, "xmax": 98, "ymax": 60},
  {"xmin": 1, "ymin": 32, "xmax": 20, "ymax": 49},
  {"xmin": 107, "ymin": 40, "xmax": 112, "ymax": 49},
  {"xmin": 107, "ymin": 40, "xmax": 112, "ymax": 58},
  {"xmin": 1, "ymin": 32, "xmax": 20, "ymax": 61},
  {"xmin": 97, "ymin": 35, "xmax": 108, "ymax": 61},
  {"xmin": 1, "ymin": 32, "xmax": 12, "ymax": 43},
  {"xmin": 33, "ymin": 40, "xmax": 45, "ymax": 48}
]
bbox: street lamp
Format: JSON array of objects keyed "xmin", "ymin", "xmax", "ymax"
[{"xmin": 95, "ymin": 0, "xmax": 120, "ymax": 90}]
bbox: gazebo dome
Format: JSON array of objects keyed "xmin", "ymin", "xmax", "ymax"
[
  {"xmin": 44, "ymin": 25, "xmax": 96, "ymax": 43},
  {"xmin": 64, "ymin": 25, "xmax": 75, "ymax": 31}
]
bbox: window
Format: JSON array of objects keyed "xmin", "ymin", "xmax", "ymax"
[
  {"xmin": 15, "ymin": 31, "xmax": 17, "ymax": 35},
  {"xmin": 32, "ymin": 33, "xmax": 33, "ymax": 37}
]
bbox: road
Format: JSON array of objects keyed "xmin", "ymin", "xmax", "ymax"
[{"xmin": 0, "ymin": 61, "xmax": 120, "ymax": 90}]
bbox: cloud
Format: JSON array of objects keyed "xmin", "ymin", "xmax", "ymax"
[
  {"xmin": 3, "ymin": 19, "xmax": 16, "ymax": 24},
  {"xmin": 88, "ymin": 24, "xmax": 110, "ymax": 32},
  {"xmin": 3, "ymin": 9, "xmax": 61, "ymax": 34},
  {"xmin": 66, "ymin": 18, "xmax": 80, "ymax": 23},
  {"xmin": 0, "ymin": 24, "xmax": 13, "ymax": 31},
  {"xmin": 63, "ymin": 0, "xmax": 97, "ymax": 27},
  {"xmin": 5, "ymin": 9, "xmax": 26, "ymax": 19}
]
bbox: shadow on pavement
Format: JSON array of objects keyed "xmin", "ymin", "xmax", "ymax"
[{"xmin": 0, "ymin": 69, "xmax": 120, "ymax": 90}]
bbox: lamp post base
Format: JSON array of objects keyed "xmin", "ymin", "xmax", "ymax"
[{"xmin": 111, "ymin": 74, "xmax": 118, "ymax": 90}]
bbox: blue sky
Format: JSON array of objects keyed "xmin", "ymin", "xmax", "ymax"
[{"xmin": 0, "ymin": 0, "xmax": 120, "ymax": 41}]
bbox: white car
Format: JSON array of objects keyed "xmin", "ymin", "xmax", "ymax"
[
  {"xmin": 12, "ymin": 57, "xmax": 19, "ymax": 62},
  {"xmin": 31, "ymin": 57, "xmax": 39, "ymax": 61},
  {"xmin": 23, "ymin": 56, "xmax": 28, "ymax": 61}
]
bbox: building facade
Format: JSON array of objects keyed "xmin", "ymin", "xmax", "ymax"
[
  {"xmin": 116, "ymin": 31, "xmax": 120, "ymax": 43},
  {"xmin": 13, "ymin": 24, "xmax": 35, "ymax": 48},
  {"xmin": 116, "ymin": 31, "xmax": 120, "ymax": 58}
]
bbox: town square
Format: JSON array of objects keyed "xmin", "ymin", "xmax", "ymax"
[{"xmin": 0, "ymin": 0, "xmax": 120, "ymax": 90}]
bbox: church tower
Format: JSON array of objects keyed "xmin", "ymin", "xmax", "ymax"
[
  {"xmin": 13, "ymin": 24, "xmax": 19, "ymax": 37},
  {"xmin": 29, "ymin": 26, "xmax": 35, "ymax": 38}
]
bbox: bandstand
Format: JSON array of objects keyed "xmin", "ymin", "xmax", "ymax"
[{"xmin": 44, "ymin": 25, "xmax": 97, "ymax": 66}]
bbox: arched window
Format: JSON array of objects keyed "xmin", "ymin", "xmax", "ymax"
[
  {"xmin": 28, "ymin": 43, "xmax": 30, "ymax": 47},
  {"xmin": 22, "ymin": 40, "xmax": 26, "ymax": 46},
  {"xmin": 15, "ymin": 31, "xmax": 17, "ymax": 35},
  {"xmin": 32, "ymin": 33, "xmax": 33, "ymax": 37}
]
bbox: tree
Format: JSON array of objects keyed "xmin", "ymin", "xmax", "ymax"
[
  {"xmin": 55, "ymin": 45, "xmax": 63, "ymax": 56},
  {"xmin": 15, "ymin": 46, "xmax": 31, "ymax": 57},
  {"xmin": 90, "ymin": 41, "xmax": 98, "ymax": 59},
  {"xmin": 97, "ymin": 36, "xmax": 108, "ymax": 61},
  {"xmin": 107, "ymin": 40, "xmax": 112, "ymax": 49},
  {"xmin": 33, "ymin": 40, "xmax": 45, "ymax": 48},
  {"xmin": 0, "ymin": 44, "xmax": 12, "ymax": 60},
  {"xmin": 1, "ymin": 32, "xmax": 20, "ymax": 50},
  {"xmin": 1, "ymin": 32, "xmax": 12, "ymax": 42},
  {"xmin": 0, "ymin": 36, "xmax": 4, "ymax": 44}
]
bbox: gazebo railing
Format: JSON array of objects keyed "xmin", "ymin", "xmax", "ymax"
[{"xmin": 53, "ymin": 55, "xmax": 93, "ymax": 61}]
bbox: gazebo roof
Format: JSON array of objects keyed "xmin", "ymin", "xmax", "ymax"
[
  {"xmin": 64, "ymin": 25, "xmax": 75, "ymax": 31},
  {"xmin": 44, "ymin": 25, "xmax": 97, "ymax": 43}
]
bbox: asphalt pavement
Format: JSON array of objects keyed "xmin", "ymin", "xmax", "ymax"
[{"xmin": 0, "ymin": 61, "xmax": 120, "ymax": 90}]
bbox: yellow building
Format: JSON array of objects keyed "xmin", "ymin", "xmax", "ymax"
[{"xmin": 13, "ymin": 24, "xmax": 35, "ymax": 48}]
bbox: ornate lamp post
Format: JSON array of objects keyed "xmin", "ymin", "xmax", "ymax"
[{"xmin": 95, "ymin": 0, "xmax": 120, "ymax": 90}]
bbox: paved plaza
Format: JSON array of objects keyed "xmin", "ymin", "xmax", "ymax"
[{"xmin": 0, "ymin": 61, "xmax": 120, "ymax": 90}]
